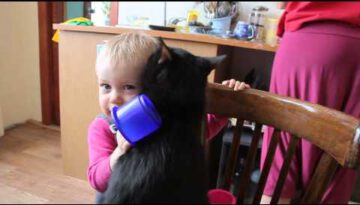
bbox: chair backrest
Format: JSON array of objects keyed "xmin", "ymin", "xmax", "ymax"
[{"xmin": 202, "ymin": 82, "xmax": 360, "ymax": 204}]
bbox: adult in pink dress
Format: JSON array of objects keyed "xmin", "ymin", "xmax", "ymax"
[{"xmin": 260, "ymin": 2, "xmax": 360, "ymax": 204}]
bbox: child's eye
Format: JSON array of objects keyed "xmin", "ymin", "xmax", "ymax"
[
  {"xmin": 100, "ymin": 83, "xmax": 111, "ymax": 91},
  {"xmin": 123, "ymin": 85, "xmax": 136, "ymax": 90}
]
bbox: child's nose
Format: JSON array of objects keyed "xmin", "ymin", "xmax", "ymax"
[{"xmin": 110, "ymin": 90, "xmax": 124, "ymax": 106}]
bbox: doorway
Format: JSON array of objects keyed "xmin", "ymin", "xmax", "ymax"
[
  {"xmin": 38, "ymin": 2, "xmax": 64, "ymax": 126},
  {"xmin": 37, "ymin": 2, "xmax": 115, "ymax": 126}
]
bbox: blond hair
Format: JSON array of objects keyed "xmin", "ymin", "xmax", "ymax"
[{"xmin": 97, "ymin": 32, "xmax": 159, "ymax": 73}]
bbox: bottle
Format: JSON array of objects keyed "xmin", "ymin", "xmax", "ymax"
[
  {"xmin": 187, "ymin": 9, "xmax": 199, "ymax": 24},
  {"xmin": 264, "ymin": 17, "xmax": 279, "ymax": 46}
]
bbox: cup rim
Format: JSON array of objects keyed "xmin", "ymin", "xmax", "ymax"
[
  {"xmin": 111, "ymin": 105, "xmax": 134, "ymax": 144},
  {"xmin": 237, "ymin": 20, "xmax": 247, "ymax": 24}
]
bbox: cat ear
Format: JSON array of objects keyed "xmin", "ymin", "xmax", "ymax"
[
  {"xmin": 206, "ymin": 55, "xmax": 227, "ymax": 66},
  {"xmin": 156, "ymin": 68, "xmax": 168, "ymax": 82},
  {"xmin": 157, "ymin": 37, "xmax": 172, "ymax": 64},
  {"xmin": 203, "ymin": 55, "xmax": 227, "ymax": 74}
]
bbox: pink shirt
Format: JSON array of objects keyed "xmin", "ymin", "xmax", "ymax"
[
  {"xmin": 277, "ymin": 2, "xmax": 360, "ymax": 37},
  {"xmin": 87, "ymin": 114, "xmax": 228, "ymax": 192}
]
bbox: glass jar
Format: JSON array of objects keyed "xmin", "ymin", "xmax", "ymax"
[{"xmin": 248, "ymin": 6, "xmax": 269, "ymax": 42}]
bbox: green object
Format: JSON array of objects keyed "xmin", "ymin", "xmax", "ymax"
[
  {"xmin": 66, "ymin": 21, "xmax": 94, "ymax": 26},
  {"xmin": 53, "ymin": 17, "xmax": 93, "ymax": 43}
]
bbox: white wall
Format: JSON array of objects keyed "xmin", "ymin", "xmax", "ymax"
[
  {"xmin": 237, "ymin": 2, "xmax": 284, "ymax": 21},
  {"xmin": 0, "ymin": 106, "xmax": 3, "ymax": 137},
  {"xmin": 118, "ymin": 2, "xmax": 165, "ymax": 26},
  {"xmin": 166, "ymin": 2, "xmax": 196, "ymax": 24},
  {"xmin": 117, "ymin": 2, "xmax": 197, "ymax": 26},
  {"xmin": 117, "ymin": 2, "xmax": 284, "ymax": 26},
  {"xmin": 0, "ymin": 2, "xmax": 42, "ymax": 128}
]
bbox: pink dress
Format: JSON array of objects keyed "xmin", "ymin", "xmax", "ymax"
[{"xmin": 261, "ymin": 21, "xmax": 360, "ymax": 203}]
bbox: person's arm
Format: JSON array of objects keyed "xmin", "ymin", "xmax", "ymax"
[
  {"xmin": 87, "ymin": 118, "xmax": 132, "ymax": 192},
  {"xmin": 87, "ymin": 118, "xmax": 118, "ymax": 192}
]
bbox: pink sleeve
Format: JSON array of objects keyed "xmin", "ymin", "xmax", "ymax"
[
  {"xmin": 206, "ymin": 114, "xmax": 229, "ymax": 141},
  {"xmin": 87, "ymin": 118, "xmax": 117, "ymax": 192}
]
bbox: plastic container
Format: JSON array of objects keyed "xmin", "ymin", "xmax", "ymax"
[
  {"xmin": 208, "ymin": 15, "xmax": 232, "ymax": 35},
  {"xmin": 207, "ymin": 189, "xmax": 237, "ymax": 204},
  {"xmin": 265, "ymin": 17, "xmax": 279, "ymax": 46},
  {"xmin": 111, "ymin": 94, "xmax": 162, "ymax": 145}
]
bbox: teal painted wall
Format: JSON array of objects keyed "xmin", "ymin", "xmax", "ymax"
[{"xmin": 66, "ymin": 2, "xmax": 84, "ymax": 20}]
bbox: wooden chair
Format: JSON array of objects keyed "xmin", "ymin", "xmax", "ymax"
[{"xmin": 202, "ymin": 82, "xmax": 360, "ymax": 204}]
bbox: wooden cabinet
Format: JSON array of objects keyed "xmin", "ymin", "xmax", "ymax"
[{"xmin": 54, "ymin": 24, "xmax": 276, "ymax": 180}]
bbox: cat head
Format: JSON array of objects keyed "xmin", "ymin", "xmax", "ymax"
[{"xmin": 141, "ymin": 38, "xmax": 226, "ymax": 119}]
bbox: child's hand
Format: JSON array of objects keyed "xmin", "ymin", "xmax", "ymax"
[
  {"xmin": 222, "ymin": 79, "xmax": 250, "ymax": 91},
  {"xmin": 115, "ymin": 131, "xmax": 131, "ymax": 152},
  {"xmin": 110, "ymin": 131, "xmax": 131, "ymax": 171}
]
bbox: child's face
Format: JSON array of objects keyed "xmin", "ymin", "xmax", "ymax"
[{"xmin": 96, "ymin": 55, "xmax": 143, "ymax": 117}]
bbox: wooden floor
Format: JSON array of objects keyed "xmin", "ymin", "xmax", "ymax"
[
  {"xmin": 0, "ymin": 122, "xmax": 95, "ymax": 204},
  {"xmin": 1, "ymin": 122, "xmax": 359, "ymax": 204}
]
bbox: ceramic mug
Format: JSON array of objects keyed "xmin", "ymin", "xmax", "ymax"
[{"xmin": 234, "ymin": 21, "xmax": 255, "ymax": 40}]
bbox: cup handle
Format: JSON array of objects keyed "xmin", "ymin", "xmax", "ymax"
[{"xmin": 248, "ymin": 25, "xmax": 255, "ymax": 40}]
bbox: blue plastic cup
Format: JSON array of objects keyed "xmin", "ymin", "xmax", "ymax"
[{"xmin": 111, "ymin": 94, "xmax": 162, "ymax": 145}]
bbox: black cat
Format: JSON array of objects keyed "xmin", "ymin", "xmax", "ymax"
[{"xmin": 100, "ymin": 39, "xmax": 226, "ymax": 204}]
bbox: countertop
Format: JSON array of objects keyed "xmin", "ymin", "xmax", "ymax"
[{"xmin": 53, "ymin": 24, "xmax": 277, "ymax": 53}]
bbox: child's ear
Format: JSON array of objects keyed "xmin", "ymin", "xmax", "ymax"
[
  {"xmin": 157, "ymin": 38, "xmax": 172, "ymax": 64},
  {"xmin": 203, "ymin": 55, "xmax": 227, "ymax": 75}
]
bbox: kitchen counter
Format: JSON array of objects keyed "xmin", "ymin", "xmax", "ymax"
[{"xmin": 53, "ymin": 24, "xmax": 277, "ymax": 52}]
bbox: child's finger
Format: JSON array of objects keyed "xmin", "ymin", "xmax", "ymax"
[
  {"xmin": 116, "ymin": 132, "xmax": 130, "ymax": 150},
  {"xmin": 223, "ymin": 79, "xmax": 250, "ymax": 90},
  {"xmin": 234, "ymin": 81, "xmax": 242, "ymax": 91},
  {"xmin": 115, "ymin": 131, "xmax": 123, "ymax": 144},
  {"xmin": 121, "ymin": 141, "xmax": 131, "ymax": 152},
  {"xmin": 116, "ymin": 132, "xmax": 123, "ymax": 142},
  {"xmin": 222, "ymin": 80, "xmax": 229, "ymax": 86},
  {"xmin": 116, "ymin": 131, "xmax": 131, "ymax": 152},
  {"xmin": 234, "ymin": 82, "xmax": 251, "ymax": 91},
  {"xmin": 240, "ymin": 82, "xmax": 247, "ymax": 90},
  {"xmin": 223, "ymin": 79, "xmax": 236, "ymax": 87},
  {"xmin": 237, "ymin": 82, "xmax": 246, "ymax": 91},
  {"xmin": 228, "ymin": 79, "xmax": 236, "ymax": 88}
]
